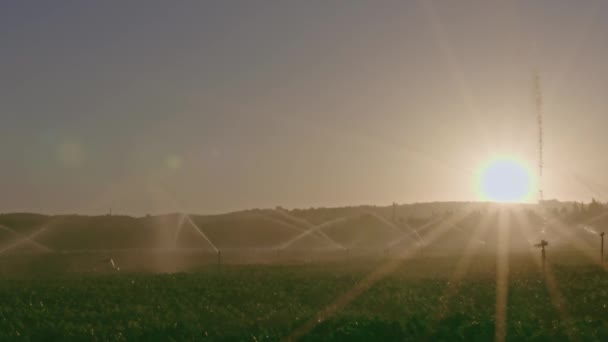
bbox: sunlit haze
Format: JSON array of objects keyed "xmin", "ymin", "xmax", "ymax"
[
  {"xmin": 2, "ymin": 1, "xmax": 608, "ymax": 214},
  {"xmin": 4, "ymin": 3, "xmax": 608, "ymax": 341}
]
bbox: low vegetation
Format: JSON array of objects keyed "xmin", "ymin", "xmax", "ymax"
[{"xmin": 1, "ymin": 257, "xmax": 607, "ymax": 341}]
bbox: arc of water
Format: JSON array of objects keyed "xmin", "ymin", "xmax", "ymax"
[
  {"xmin": 386, "ymin": 216, "xmax": 444, "ymax": 249},
  {"xmin": 182, "ymin": 214, "xmax": 219, "ymax": 252},
  {"xmin": 145, "ymin": 186, "xmax": 218, "ymax": 252},
  {"xmin": 453, "ymin": 223, "xmax": 486, "ymax": 245},
  {"xmin": 107, "ymin": 258, "xmax": 119, "ymax": 271},
  {"xmin": 0, "ymin": 224, "xmax": 53, "ymax": 252},
  {"xmin": 368, "ymin": 212, "xmax": 423, "ymax": 244},
  {"xmin": 528, "ymin": 210, "xmax": 566, "ymax": 246},
  {"xmin": 257, "ymin": 213, "xmax": 315, "ymax": 234},
  {"xmin": 60, "ymin": 247, "xmax": 222, "ymax": 254},
  {"xmin": 173, "ymin": 214, "xmax": 188, "ymax": 248},
  {"xmin": 540, "ymin": 210, "xmax": 603, "ymax": 263},
  {"xmin": 366, "ymin": 212, "xmax": 404, "ymax": 235},
  {"xmin": 0, "ymin": 225, "xmax": 51, "ymax": 254},
  {"xmin": 269, "ymin": 209, "xmax": 345, "ymax": 250},
  {"xmin": 582, "ymin": 225, "xmax": 599, "ymax": 236},
  {"xmin": 400, "ymin": 220, "xmax": 424, "ymax": 243},
  {"xmin": 278, "ymin": 217, "xmax": 349, "ymax": 250},
  {"xmin": 257, "ymin": 214, "xmax": 333, "ymax": 246},
  {"xmin": 530, "ymin": 229, "xmax": 564, "ymax": 246}
]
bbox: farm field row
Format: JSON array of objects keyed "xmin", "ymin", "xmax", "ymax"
[{"xmin": 1, "ymin": 255, "xmax": 607, "ymax": 340}]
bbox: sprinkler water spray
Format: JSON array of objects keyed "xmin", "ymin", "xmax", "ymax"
[{"xmin": 103, "ymin": 258, "xmax": 120, "ymax": 271}]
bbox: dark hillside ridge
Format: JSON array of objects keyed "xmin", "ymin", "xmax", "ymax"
[{"xmin": 0, "ymin": 200, "xmax": 594, "ymax": 254}]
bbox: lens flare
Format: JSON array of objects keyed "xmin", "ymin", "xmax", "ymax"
[
  {"xmin": 165, "ymin": 155, "xmax": 183, "ymax": 170},
  {"xmin": 476, "ymin": 156, "xmax": 535, "ymax": 203},
  {"xmin": 57, "ymin": 140, "xmax": 85, "ymax": 167}
]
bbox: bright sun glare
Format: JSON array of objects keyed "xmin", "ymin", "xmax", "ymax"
[{"xmin": 477, "ymin": 157, "xmax": 535, "ymax": 203}]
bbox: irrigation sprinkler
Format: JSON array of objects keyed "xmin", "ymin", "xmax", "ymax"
[
  {"xmin": 534, "ymin": 240, "xmax": 549, "ymax": 273},
  {"xmin": 600, "ymin": 232, "xmax": 605, "ymax": 264}
]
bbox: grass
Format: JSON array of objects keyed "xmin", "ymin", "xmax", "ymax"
[{"xmin": 1, "ymin": 255, "xmax": 608, "ymax": 341}]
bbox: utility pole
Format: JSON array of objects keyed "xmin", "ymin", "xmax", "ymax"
[{"xmin": 535, "ymin": 71, "xmax": 544, "ymax": 203}]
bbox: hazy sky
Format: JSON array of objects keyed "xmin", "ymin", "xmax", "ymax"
[{"xmin": 2, "ymin": 1, "xmax": 608, "ymax": 215}]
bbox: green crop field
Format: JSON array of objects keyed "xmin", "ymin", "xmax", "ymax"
[
  {"xmin": 2, "ymin": 205, "xmax": 608, "ymax": 340},
  {"xmin": 1, "ymin": 255, "xmax": 607, "ymax": 341}
]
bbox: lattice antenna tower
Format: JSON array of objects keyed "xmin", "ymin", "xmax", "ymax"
[{"xmin": 534, "ymin": 71, "xmax": 544, "ymax": 203}]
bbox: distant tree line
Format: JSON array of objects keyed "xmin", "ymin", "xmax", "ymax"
[{"xmin": 556, "ymin": 198, "xmax": 606, "ymax": 222}]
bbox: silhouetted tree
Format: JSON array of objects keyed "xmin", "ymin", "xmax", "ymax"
[{"xmin": 588, "ymin": 198, "xmax": 604, "ymax": 217}]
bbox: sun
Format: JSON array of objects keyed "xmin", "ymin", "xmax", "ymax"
[{"xmin": 476, "ymin": 156, "xmax": 536, "ymax": 203}]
